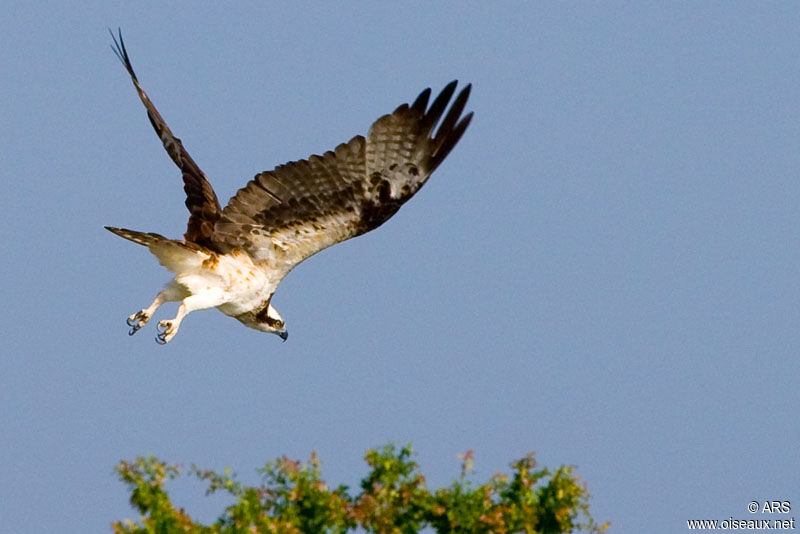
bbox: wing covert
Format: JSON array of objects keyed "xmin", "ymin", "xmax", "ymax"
[{"xmin": 213, "ymin": 82, "xmax": 473, "ymax": 274}]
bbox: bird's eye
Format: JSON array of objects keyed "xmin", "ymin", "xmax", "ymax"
[{"xmin": 263, "ymin": 316, "xmax": 284, "ymax": 329}]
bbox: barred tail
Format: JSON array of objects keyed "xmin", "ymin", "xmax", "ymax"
[
  {"xmin": 104, "ymin": 226, "xmax": 167, "ymax": 247},
  {"xmin": 105, "ymin": 226, "xmax": 209, "ymax": 273}
]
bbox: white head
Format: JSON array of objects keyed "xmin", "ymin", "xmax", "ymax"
[{"xmin": 236, "ymin": 303, "xmax": 288, "ymax": 341}]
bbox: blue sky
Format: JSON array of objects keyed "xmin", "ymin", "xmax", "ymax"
[{"xmin": 2, "ymin": 2, "xmax": 799, "ymax": 532}]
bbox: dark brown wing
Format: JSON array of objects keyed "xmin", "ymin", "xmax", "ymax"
[
  {"xmin": 110, "ymin": 29, "xmax": 221, "ymax": 248},
  {"xmin": 213, "ymin": 81, "xmax": 472, "ymax": 275}
]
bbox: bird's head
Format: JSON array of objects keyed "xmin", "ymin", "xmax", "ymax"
[{"xmin": 235, "ymin": 302, "xmax": 288, "ymax": 341}]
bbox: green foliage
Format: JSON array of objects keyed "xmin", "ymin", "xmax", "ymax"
[{"xmin": 112, "ymin": 444, "xmax": 607, "ymax": 534}]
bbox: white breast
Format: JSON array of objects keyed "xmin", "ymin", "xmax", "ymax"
[{"xmin": 173, "ymin": 250, "xmax": 278, "ymax": 318}]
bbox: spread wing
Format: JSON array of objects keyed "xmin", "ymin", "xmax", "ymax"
[
  {"xmin": 212, "ymin": 81, "xmax": 473, "ymax": 276},
  {"xmin": 110, "ymin": 29, "xmax": 221, "ymax": 248}
]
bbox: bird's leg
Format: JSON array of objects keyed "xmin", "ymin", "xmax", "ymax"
[
  {"xmin": 127, "ymin": 283, "xmax": 184, "ymax": 335},
  {"xmin": 155, "ymin": 290, "xmax": 227, "ymax": 345}
]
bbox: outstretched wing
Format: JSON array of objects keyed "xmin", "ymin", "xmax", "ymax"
[
  {"xmin": 213, "ymin": 81, "xmax": 473, "ymax": 276},
  {"xmin": 110, "ymin": 29, "xmax": 222, "ymax": 248}
]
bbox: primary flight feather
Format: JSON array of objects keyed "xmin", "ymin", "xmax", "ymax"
[{"xmin": 105, "ymin": 30, "xmax": 473, "ymax": 344}]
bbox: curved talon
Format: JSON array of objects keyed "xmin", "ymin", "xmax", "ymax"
[
  {"xmin": 156, "ymin": 329, "xmax": 170, "ymax": 344},
  {"xmin": 127, "ymin": 311, "xmax": 149, "ymax": 334},
  {"xmin": 155, "ymin": 320, "xmax": 176, "ymax": 344}
]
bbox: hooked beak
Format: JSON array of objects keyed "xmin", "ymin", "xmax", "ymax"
[{"xmin": 278, "ymin": 329, "xmax": 288, "ymax": 342}]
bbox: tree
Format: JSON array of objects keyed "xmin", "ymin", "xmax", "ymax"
[{"xmin": 113, "ymin": 444, "xmax": 607, "ymax": 533}]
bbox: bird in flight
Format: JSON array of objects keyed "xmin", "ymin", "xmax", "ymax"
[{"xmin": 105, "ymin": 30, "xmax": 473, "ymax": 344}]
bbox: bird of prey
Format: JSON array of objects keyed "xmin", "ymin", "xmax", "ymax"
[{"xmin": 105, "ymin": 31, "xmax": 473, "ymax": 344}]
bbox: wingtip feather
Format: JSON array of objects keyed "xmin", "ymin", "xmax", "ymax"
[
  {"xmin": 109, "ymin": 27, "xmax": 138, "ymax": 81},
  {"xmin": 420, "ymin": 81, "xmax": 458, "ymax": 132},
  {"xmin": 411, "ymin": 87, "xmax": 432, "ymax": 114}
]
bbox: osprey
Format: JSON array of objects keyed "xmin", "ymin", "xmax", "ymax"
[{"xmin": 105, "ymin": 31, "xmax": 473, "ymax": 344}]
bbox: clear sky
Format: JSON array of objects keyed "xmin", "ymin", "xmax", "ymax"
[{"xmin": 2, "ymin": 2, "xmax": 798, "ymax": 532}]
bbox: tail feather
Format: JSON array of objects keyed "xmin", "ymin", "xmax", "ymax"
[
  {"xmin": 105, "ymin": 226, "xmax": 210, "ymax": 273},
  {"xmin": 104, "ymin": 226, "xmax": 167, "ymax": 247}
]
